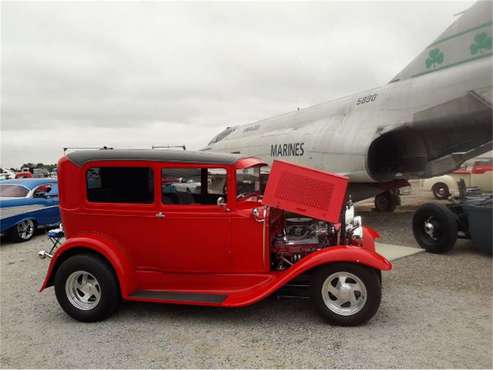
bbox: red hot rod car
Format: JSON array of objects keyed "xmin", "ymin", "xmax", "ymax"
[{"xmin": 39, "ymin": 149, "xmax": 391, "ymax": 325}]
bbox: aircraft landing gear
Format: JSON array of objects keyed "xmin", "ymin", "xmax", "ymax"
[{"xmin": 374, "ymin": 190, "xmax": 400, "ymax": 212}]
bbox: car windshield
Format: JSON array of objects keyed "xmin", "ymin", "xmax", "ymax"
[
  {"xmin": 0, "ymin": 184, "xmax": 29, "ymax": 198},
  {"xmin": 236, "ymin": 165, "xmax": 266, "ymax": 199}
]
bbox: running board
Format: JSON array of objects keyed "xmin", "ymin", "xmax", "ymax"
[
  {"xmin": 276, "ymin": 282, "xmax": 312, "ymax": 299},
  {"xmin": 130, "ymin": 290, "xmax": 227, "ymax": 304}
]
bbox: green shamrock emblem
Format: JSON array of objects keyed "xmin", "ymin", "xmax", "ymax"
[
  {"xmin": 470, "ymin": 32, "xmax": 492, "ymax": 55},
  {"xmin": 425, "ymin": 48, "xmax": 444, "ymax": 69}
]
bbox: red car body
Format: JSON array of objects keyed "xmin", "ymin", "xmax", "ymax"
[
  {"xmin": 15, "ymin": 171, "xmax": 32, "ymax": 179},
  {"xmin": 453, "ymin": 160, "xmax": 493, "ymax": 175},
  {"xmin": 40, "ymin": 149, "xmax": 391, "ymax": 324}
]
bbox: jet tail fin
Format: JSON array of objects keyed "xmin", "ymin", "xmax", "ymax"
[{"xmin": 390, "ymin": 1, "xmax": 492, "ymax": 82}]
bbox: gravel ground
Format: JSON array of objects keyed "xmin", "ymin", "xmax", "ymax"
[{"xmin": 1, "ymin": 192, "xmax": 492, "ymax": 368}]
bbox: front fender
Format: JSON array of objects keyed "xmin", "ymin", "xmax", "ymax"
[
  {"xmin": 225, "ymin": 229, "xmax": 391, "ymax": 307},
  {"xmin": 290, "ymin": 245, "xmax": 391, "ymax": 274},
  {"xmin": 39, "ymin": 236, "xmax": 136, "ymax": 298},
  {"xmin": 280, "ymin": 226, "xmax": 391, "ymax": 290}
]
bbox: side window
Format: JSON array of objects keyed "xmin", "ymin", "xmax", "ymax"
[
  {"xmin": 87, "ymin": 167, "xmax": 154, "ymax": 204},
  {"xmin": 47, "ymin": 183, "xmax": 59, "ymax": 196},
  {"xmin": 33, "ymin": 183, "xmax": 57, "ymax": 198},
  {"xmin": 162, "ymin": 168, "xmax": 227, "ymax": 205}
]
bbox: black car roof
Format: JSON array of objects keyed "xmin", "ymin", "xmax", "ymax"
[{"xmin": 67, "ymin": 149, "xmax": 243, "ymax": 166}]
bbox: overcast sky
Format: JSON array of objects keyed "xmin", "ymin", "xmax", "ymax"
[{"xmin": 1, "ymin": 0, "xmax": 474, "ymax": 168}]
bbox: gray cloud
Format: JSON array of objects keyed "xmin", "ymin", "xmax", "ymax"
[{"xmin": 1, "ymin": 0, "xmax": 474, "ymax": 167}]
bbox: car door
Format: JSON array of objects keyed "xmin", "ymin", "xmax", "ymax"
[
  {"xmin": 157, "ymin": 165, "xmax": 232, "ymax": 273},
  {"xmin": 31, "ymin": 182, "xmax": 60, "ymax": 226},
  {"xmin": 78, "ymin": 163, "xmax": 162, "ymax": 270}
]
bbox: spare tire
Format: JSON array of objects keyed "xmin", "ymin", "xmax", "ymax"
[{"xmin": 412, "ymin": 203, "xmax": 458, "ymax": 253}]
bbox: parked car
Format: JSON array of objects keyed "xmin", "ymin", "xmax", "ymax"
[
  {"xmin": 0, "ymin": 168, "xmax": 16, "ymax": 181},
  {"xmin": 413, "ymin": 182, "xmax": 492, "ymax": 255},
  {"xmin": 422, "ymin": 158, "xmax": 493, "ymax": 199},
  {"xmin": 38, "ymin": 149, "xmax": 391, "ymax": 325},
  {"xmin": 33, "ymin": 168, "xmax": 49, "ymax": 178},
  {"xmin": 0, "ymin": 179, "xmax": 60, "ymax": 242},
  {"xmin": 15, "ymin": 169, "xmax": 33, "ymax": 179}
]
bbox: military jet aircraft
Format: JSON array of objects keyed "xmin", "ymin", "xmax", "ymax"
[{"xmin": 204, "ymin": 1, "xmax": 492, "ymax": 211}]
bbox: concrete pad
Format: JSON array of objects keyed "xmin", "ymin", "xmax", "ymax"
[{"xmin": 376, "ymin": 242, "xmax": 424, "ymax": 261}]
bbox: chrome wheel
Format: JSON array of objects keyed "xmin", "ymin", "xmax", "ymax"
[
  {"xmin": 424, "ymin": 217, "xmax": 439, "ymax": 240},
  {"xmin": 321, "ymin": 272, "xmax": 367, "ymax": 316},
  {"xmin": 437, "ymin": 187, "xmax": 447, "ymax": 197},
  {"xmin": 17, "ymin": 219, "xmax": 34, "ymax": 240},
  {"xmin": 432, "ymin": 183, "xmax": 449, "ymax": 200},
  {"xmin": 65, "ymin": 271, "xmax": 101, "ymax": 310}
]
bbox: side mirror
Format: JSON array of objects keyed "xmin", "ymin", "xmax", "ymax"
[
  {"xmin": 344, "ymin": 204, "xmax": 355, "ymax": 224},
  {"xmin": 33, "ymin": 192, "xmax": 48, "ymax": 199}
]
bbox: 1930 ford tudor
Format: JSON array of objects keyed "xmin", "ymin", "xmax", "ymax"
[{"xmin": 39, "ymin": 149, "xmax": 392, "ymax": 325}]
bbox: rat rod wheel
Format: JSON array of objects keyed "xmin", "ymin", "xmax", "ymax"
[
  {"xmin": 65, "ymin": 271, "xmax": 101, "ymax": 310},
  {"xmin": 412, "ymin": 203, "xmax": 457, "ymax": 254},
  {"xmin": 9, "ymin": 219, "xmax": 35, "ymax": 242},
  {"xmin": 55, "ymin": 254, "xmax": 120, "ymax": 322},
  {"xmin": 312, "ymin": 263, "xmax": 381, "ymax": 326}
]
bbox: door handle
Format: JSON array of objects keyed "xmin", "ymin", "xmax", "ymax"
[{"xmin": 155, "ymin": 211, "xmax": 166, "ymax": 219}]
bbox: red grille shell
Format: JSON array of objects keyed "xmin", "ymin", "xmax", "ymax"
[{"xmin": 263, "ymin": 160, "xmax": 348, "ymax": 223}]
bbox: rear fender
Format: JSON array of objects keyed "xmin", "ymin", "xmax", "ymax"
[
  {"xmin": 1, "ymin": 216, "xmax": 37, "ymax": 233},
  {"xmin": 39, "ymin": 236, "xmax": 136, "ymax": 298},
  {"xmin": 424, "ymin": 175, "xmax": 457, "ymax": 191}
]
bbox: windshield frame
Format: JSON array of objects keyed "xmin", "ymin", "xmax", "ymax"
[{"xmin": 235, "ymin": 164, "xmax": 267, "ymax": 201}]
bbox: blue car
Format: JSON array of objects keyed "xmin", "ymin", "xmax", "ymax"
[{"xmin": 0, "ymin": 179, "xmax": 60, "ymax": 242}]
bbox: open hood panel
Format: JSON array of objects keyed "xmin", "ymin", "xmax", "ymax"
[{"xmin": 263, "ymin": 160, "xmax": 348, "ymax": 223}]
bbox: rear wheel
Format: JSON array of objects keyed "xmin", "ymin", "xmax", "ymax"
[
  {"xmin": 55, "ymin": 254, "xmax": 120, "ymax": 322},
  {"xmin": 413, "ymin": 203, "xmax": 457, "ymax": 253},
  {"xmin": 432, "ymin": 182, "xmax": 450, "ymax": 200},
  {"xmin": 9, "ymin": 219, "xmax": 35, "ymax": 242},
  {"xmin": 312, "ymin": 263, "xmax": 381, "ymax": 326}
]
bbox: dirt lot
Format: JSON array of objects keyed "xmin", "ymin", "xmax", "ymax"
[{"xmin": 1, "ymin": 192, "xmax": 492, "ymax": 368}]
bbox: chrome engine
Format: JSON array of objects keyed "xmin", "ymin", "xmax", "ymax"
[
  {"xmin": 270, "ymin": 200, "xmax": 364, "ymax": 271},
  {"xmin": 271, "ymin": 217, "xmax": 337, "ymax": 270}
]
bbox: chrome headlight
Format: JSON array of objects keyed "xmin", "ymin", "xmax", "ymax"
[
  {"xmin": 344, "ymin": 204, "xmax": 355, "ymax": 225},
  {"xmin": 352, "ymin": 216, "xmax": 363, "ymax": 239},
  {"xmin": 345, "ymin": 212, "xmax": 364, "ymax": 240},
  {"xmin": 352, "ymin": 226, "xmax": 363, "ymax": 240}
]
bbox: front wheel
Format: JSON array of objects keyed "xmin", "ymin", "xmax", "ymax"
[
  {"xmin": 55, "ymin": 254, "xmax": 120, "ymax": 322},
  {"xmin": 9, "ymin": 219, "xmax": 35, "ymax": 242},
  {"xmin": 312, "ymin": 263, "xmax": 382, "ymax": 326}
]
